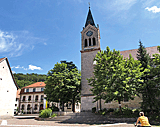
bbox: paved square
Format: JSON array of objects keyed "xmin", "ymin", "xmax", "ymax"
[{"xmin": 0, "ymin": 118, "xmax": 134, "ymax": 127}]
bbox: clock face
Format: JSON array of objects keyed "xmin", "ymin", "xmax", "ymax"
[{"xmin": 86, "ymin": 31, "xmax": 93, "ymax": 36}]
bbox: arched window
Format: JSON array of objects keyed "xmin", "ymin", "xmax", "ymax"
[
  {"xmin": 34, "ymin": 104, "xmax": 37, "ymax": 110},
  {"xmin": 27, "ymin": 104, "xmax": 30, "ymax": 110},
  {"xmin": 28, "ymin": 96, "xmax": 31, "ymax": 101},
  {"xmin": 85, "ymin": 39, "xmax": 87, "ymax": 47},
  {"xmin": 21, "ymin": 104, "xmax": 24, "ymax": 110},
  {"xmin": 35, "ymin": 95, "xmax": 38, "ymax": 102},
  {"xmin": 22, "ymin": 96, "xmax": 26, "ymax": 101},
  {"xmin": 40, "ymin": 104, "xmax": 43, "ymax": 111},
  {"xmin": 93, "ymin": 37, "xmax": 96, "ymax": 46},
  {"xmin": 89, "ymin": 38, "xmax": 91, "ymax": 46},
  {"xmin": 41, "ymin": 95, "xmax": 44, "ymax": 102}
]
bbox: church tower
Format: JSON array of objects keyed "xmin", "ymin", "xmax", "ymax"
[{"xmin": 80, "ymin": 6, "xmax": 101, "ymax": 111}]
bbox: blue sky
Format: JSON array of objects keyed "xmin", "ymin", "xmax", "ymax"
[{"xmin": 0, "ymin": 0, "xmax": 160, "ymax": 74}]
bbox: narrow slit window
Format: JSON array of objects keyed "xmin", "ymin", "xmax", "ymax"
[
  {"xmin": 85, "ymin": 39, "xmax": 87, "ymax": 47},
  {"xmin": 93, "ymin": 37, "xmax": 96, "ymax": 46},
  {"xmin": 89, "ymin": 38, "xmax": 91, "ymax": 46}
]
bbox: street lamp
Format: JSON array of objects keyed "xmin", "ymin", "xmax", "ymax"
[{"xmin": 59, "ymin": 99, "xmax": 61, "ymax": 111}]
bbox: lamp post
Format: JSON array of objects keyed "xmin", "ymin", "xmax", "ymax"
[{"xmin": 59, "ymin": 99, "xmax": 61, "ymax": 111}]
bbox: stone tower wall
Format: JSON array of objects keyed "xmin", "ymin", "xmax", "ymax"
[{"xmin": 81, "ymin": 49, "xmax": 100, "ymax": 95}]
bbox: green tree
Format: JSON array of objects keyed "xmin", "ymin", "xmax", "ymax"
[
  {"xmin": 44, "ymin": 61, "xmax": 81, "ymax": 112},
  {"xmin": 13, "ymin": 73, "xmax": 47, "ymax": 88},
  {"xmin": 88, "ymin": 46, "xmax": 144, "ymax": 112},
  {"xmin": 136, "ymin": 41, "xmax": 158, "ymax": 111},
  {"xmin": 149, "ymin": 46, "xmax": 160, "ymax": 111}
]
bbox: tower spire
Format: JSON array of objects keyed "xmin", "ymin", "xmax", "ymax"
[{"xmin": 85, "ymin": 4, "xmax": 95, "ymax": 27}]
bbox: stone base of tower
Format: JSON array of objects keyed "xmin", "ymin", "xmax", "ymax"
[
  {"xmin": 81, "ymin": 95, "xmax": 97, "ymax": 112},
  {"xmin": 81, "ymin": 95, "xmax": 142, "ymax": 112}
]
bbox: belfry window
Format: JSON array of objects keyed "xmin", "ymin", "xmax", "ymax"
[
  {"xmin": 85, "ymin": 39, "xmax": 87, "ymax": 47},
  {"xmin": 93, "ymin": 37, "xmax": 96, "ymax": 46},
  {"xmin": 89, "ymin": 38, "xmax": 91, "ymax": 46}
]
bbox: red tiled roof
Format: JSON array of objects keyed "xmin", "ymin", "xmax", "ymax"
[
  {"xmin": 0, "ymin": 57, "xmax": 6, "ymax": 62},
  {"xmin": 120, "ymin": 46, "xmax": 160, "ymax": 60},
  {"xmin": 22, "ymin": 82, "xmax": 46, "ymax": 89}
]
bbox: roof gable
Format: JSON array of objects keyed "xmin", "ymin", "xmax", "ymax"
[{"xmin": 0, "ymin": 57, "xmax": 19, "ymax": 90}]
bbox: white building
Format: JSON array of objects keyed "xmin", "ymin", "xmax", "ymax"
[
  {"xmin": 19, "ymin": 82, "xmax": 46, "ymax": 114},
  {"xmin": 19, "ymin": 82, "xmax": 81, "ymax": 114},
  {"xmin": 0, "ymin": 57, "xmax": 19, "ymax": 117}
]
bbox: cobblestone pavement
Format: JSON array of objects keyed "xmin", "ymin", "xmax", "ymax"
[{"xmin": 0, "ymin": 118, "xmax": 134, "ymax": 127}]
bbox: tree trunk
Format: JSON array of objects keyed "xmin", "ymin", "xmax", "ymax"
[
  {"xmin": 100, "ymin": 98, "xmax": 102, "ymax": 111},
  {"xmin": 62, "ymin": 101, "xmax": 64, "ymax": 111},
  {"xmin": 72, "ymin": 98, "xmax": 75, "ymax": 112},
  {"xmin": 118, "ymin": 100, "xmax": 122, "ymax": 114}
]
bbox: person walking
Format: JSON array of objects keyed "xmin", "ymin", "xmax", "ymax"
[{"xmin": 135, "ymin": 112, "xmax": 151, "ymax": 127}]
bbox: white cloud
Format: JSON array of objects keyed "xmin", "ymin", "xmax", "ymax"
[
  {"xmin": 0, "ymin": 30, "xmax": 46, "ymax": 57},
  {"xmin": 28, "ymin": 65, "xmax": 42, "ymax": 70},
  {"xmin": 145, "ymin": 6, "xmax": 160, "ymax": 13},
  {"xmin": 0, "ymin": 30, "xmax": 22, "ymax": 55},
  {"xmin": 12, "ymin": 65, "xmax": 28, "ymax": 70},
  {"xmin": 12, "ymin": 64, "xmax": 42, "ymax": 71},
  {"xmin": 12, "ymin": 71, "xmax": 15, "ymax": 73}
]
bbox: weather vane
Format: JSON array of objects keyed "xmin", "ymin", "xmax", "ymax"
[{"xmin": 89, "ymin": 2, "xmax": 90, "ymax": 8}]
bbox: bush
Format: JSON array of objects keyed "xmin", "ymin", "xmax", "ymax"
[
  {"xmin": 51, "ymin": 113, "xmax": 57, "ymax": 118},
  {"xmin": 107, "ymin": 108, "xmax": 114, "ymax": 113},
  {"xmin": 50, "ymin": 105, "xmax": 59, "ymax": 112},
  {"xmin": 101, "ymin": 111, "xmax": 106, "ymax": 116},
  {"xmin": 39, "ymin": 108, "xmax": 52, "ymax": 118},
  {"xmin": 92, "ymin": 107, "xmax": 96, "ymax": 113},
  {"xmin": 122, "ymin": 107, "xmax": 132, "ymax": 115},
  {"xmin": 132, "ymin": 108, "xmax": 141, "ymax": 116}
]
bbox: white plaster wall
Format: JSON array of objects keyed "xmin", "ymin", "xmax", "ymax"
[{"xmin": 0, "ymin": 59, "xmax": 17, "ymax": 117}]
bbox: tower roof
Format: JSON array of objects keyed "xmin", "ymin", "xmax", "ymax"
[{"xmin": 85, "ymin": 7, "xmax": 95, "ymax": 27}]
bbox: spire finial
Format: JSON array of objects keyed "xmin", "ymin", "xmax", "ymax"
[{"xmin": 88, "ymin": 2, "xmax": 90, "ymax": 9}]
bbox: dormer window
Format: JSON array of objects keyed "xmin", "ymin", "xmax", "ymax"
[
  {"xmin": 41, "ymin": 88, "xmax": 44, "ymax": 91},
  {"xmin": 33, "ymin": 88, "xmax": 36, "ymax": 92},
  {"xmin": 26, "ymin": 89, "xmax": 29, "ymax": 92}
]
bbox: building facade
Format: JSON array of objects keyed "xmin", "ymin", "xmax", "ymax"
[
  {"xmin": 19, "ymin": 82, "xmax": 81, "ymax": 113},
  {"xmin": 0, "ymin": 57, "xmax": 19, "ymax": 117},
  {"xmin": 80, "ymin": 8, "xmax": 160, "ymax": 111},
  {"xmin": 19, "ymin": 82, "xmax": 46, "ymax": 114}
]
